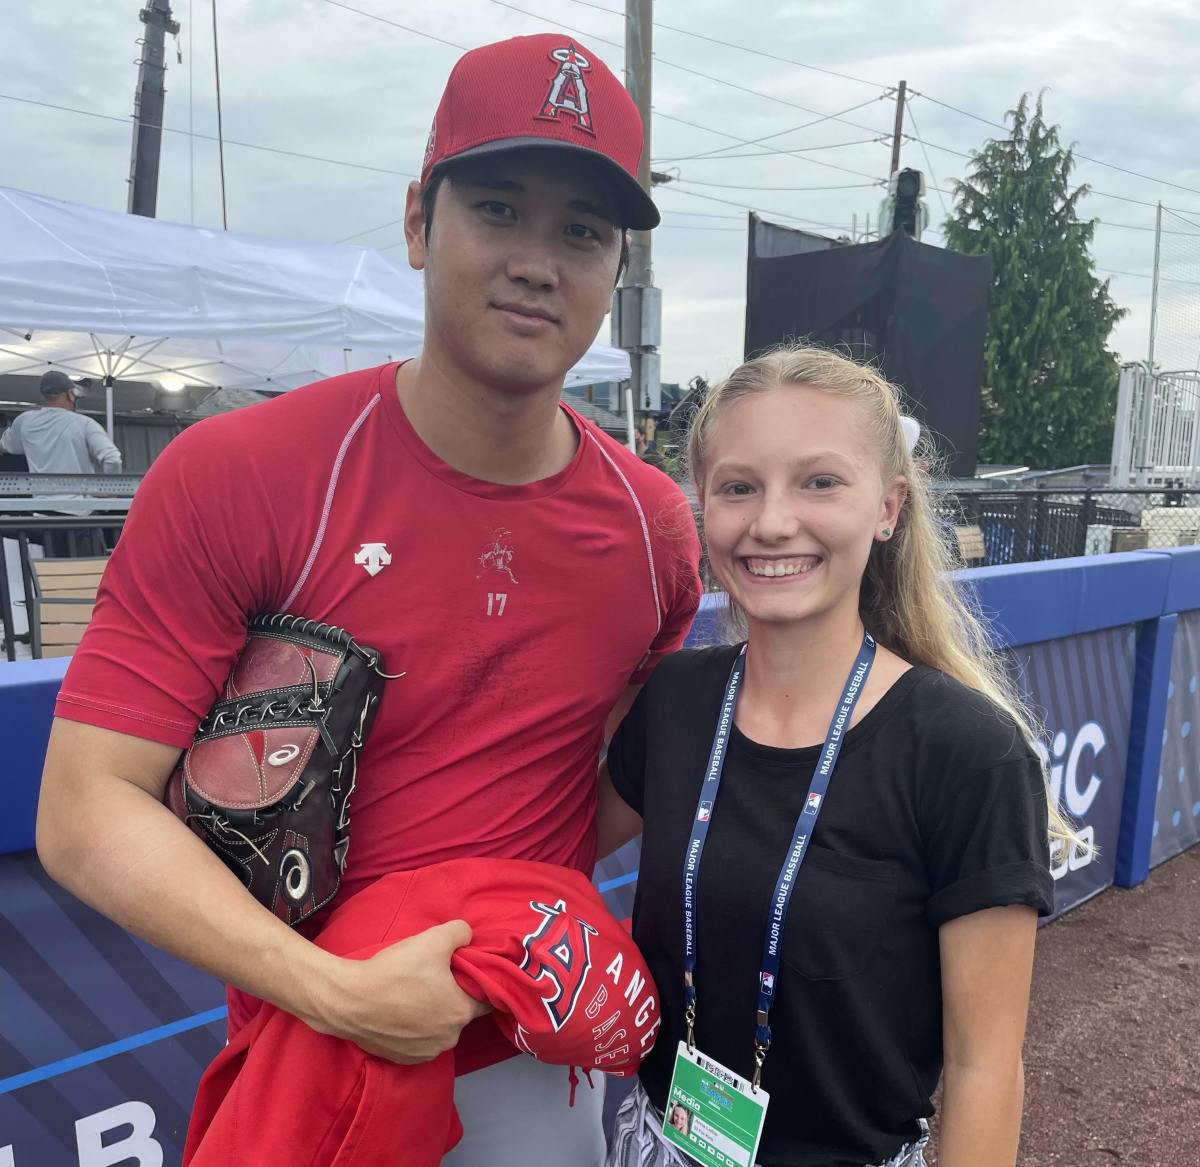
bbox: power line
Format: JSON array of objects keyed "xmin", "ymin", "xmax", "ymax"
[
  {"xmin": 320, "ymin": 0, "xmax": 467, "ymax": 50},
  {"xmin": 654, "ymin": 127, "xmax": 886, "ymax": 167},
  {"xmin": 485, "ymin": 0, "xmax": 622, "ymax": 47},
  {"xmin": 911, "ymin": 91, "xmax": 1007, "ymax": 133},
  {"xmin": 340, "ymin": 207, "xmax": 748, "ymax": 249},
  {"xmin": 1164, "ymin": 206, "xmax": 1200, "ymax": 232},
  {"xmin": 652, "ymin": 111, "xmax": 881, "ymax": 181},
  {"xmin": 1099, "ymin": 268, "xmax": 1200, "ymax": 287},
  {"xmin": 1087, "ymin": 190, "xmax": 1200, "ymax": 219},
  {"xmin": 670, "ymin": 178, "xmax": 878, "ymax": 193},
  {"xmin": 1095, "ymin": 219, "xmax": 1199, "ymax": 235},
  {"xmin": 657, "ymin": 184, "xmax": 848, "ymax": 234},
  {"xmin": 656, "ymin": 146, "xmax": 886, "ymax": 164},
  {"xmin": 561, "ymin": 0, "xmax": 890, "ymax": 90},
  {"xmin": 0, "ymin": 90, "xmax": 417, "ymax": 179},
  {"xmin": 926, "ymin": 177, "xmax": 1198, "ymax": 234},
  {"xmin": 1074, "ymin": 154, "xmax": 1200, "ymax": 199},
  {"xmin": 917, "ymin": 152, "xmax": 1200, "ymax": 221},
  {"xmin": 903, "ymin": 100, "xmax": 948, "ymax": 219},
  {"xmin": 903, "ymin": 133, "xmax": 972, "ymax": 160},
  {"xmin": 650, "ymin": 96, "xmax": 890, "ymax": 165},
  {"xmin": 337, "ymin": 215, "xmax": 407, "ymax": 243},
  {"xmin": 323, "ymin": 0, "xmax": 887, "ymax": 187},
  {"xmin": 485, "ymin": 0, "xmax": 888, "ymax": 137},
  {"xmin": 910, "ymin": 89, "xmax": 1200, "ymax": 199},
  {"xmin": 658, "ymin": 223, "xmax": 745, "ymax": 232}
]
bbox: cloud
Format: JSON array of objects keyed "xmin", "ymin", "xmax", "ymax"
[{"xmin": 1, "ymin": 0, "xmax": 1195, "ymax": 389}]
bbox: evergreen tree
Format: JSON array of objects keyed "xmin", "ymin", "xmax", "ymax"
[{"xmin": 944, "ymin": 94, "xmax": 1126, "ymax": 467}]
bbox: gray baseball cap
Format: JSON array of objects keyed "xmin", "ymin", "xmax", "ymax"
[{"xmin": 40, "ymin": 370, "xmax": 80, "ymax": 396}]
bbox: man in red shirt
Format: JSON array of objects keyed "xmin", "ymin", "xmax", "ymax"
[{"xmin": 36, "ymin": 32, "xmax": 699, "ymax": 1164}]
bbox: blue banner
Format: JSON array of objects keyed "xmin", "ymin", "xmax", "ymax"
[
  {"xmin": 1151, "ymin": 609, "xmax": 1200, "ymax": 867},
  {"xmin": 0, "ymin": 852, "xmax": 225, "ymax": 1166},
  {"xmin": 1005, "ymin": 626, "xmax": 1137, "ymax": 918}
]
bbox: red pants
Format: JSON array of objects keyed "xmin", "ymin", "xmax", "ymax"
[{"xmin": 183, "ymin": 858, "xmax": 661, "ymax": 1166}]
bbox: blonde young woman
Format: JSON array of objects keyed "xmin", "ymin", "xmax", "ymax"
[{"xmin": 598, "ymin": 346, "xmax": 1062, "ymax": 1167}]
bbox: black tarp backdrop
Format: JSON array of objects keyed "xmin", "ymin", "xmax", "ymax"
[{"xmin": 744, "ymin": 213, "xmax": 992, "ymax": 479}]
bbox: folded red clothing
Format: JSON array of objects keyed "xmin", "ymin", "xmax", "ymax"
[{"xmin": 183, "ymin": 858, "xmax": 661, "ymax": 1167}]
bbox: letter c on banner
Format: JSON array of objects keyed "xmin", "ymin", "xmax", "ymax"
[{"xmin": 1065, "ymin": 722, "xmax": 1105, "ymax": 818}]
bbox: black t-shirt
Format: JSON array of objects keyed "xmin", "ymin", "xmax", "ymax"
[{"xmin": 608, "ymin": 645, "xmax": 1054, "ymax": 1167}]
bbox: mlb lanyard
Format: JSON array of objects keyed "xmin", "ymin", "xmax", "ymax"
[{"xmin": 682, "ymin": 634, "xmax": 876, "ymax": 1089}]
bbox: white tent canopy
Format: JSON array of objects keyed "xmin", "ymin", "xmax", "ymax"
[{"xmin": 0, "ymin": 185, "xmax": 630, "ymax": 416}]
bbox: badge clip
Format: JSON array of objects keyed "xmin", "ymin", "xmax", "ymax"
[{"xmin": 752, "ymin": 1040, "xmax": 768, "ymax": 1092}]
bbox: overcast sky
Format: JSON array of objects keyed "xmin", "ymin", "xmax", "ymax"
[{"xmin": 3, "ymin": 0, "xmax": 1199, "ymax": 387}]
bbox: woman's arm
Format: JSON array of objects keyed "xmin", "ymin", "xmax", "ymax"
[
  {"xmin": 938, "ymin": 903, "xmax": 1039, "ymax": 1167},
  {"xmin": 596, "ymin": 758, "xmax": 644, "ymax": 859}
]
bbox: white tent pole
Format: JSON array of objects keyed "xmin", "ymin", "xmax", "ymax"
[{"xmin": 90, "ymin": 334, "xmax": 117, "ymax": 440}]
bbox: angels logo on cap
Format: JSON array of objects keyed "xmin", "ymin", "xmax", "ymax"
[{"xmin": 537, "ymin": 43, "xmax": 594, "ymax": 134}]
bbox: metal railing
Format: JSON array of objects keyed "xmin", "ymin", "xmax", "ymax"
[
  {"xmin": 1111, "ymin": 365, "xmax": 1200, "ymax": 487},
  {"xmin": 937, "ymin": 487, "xmax": 1200, "ymax": 566}
]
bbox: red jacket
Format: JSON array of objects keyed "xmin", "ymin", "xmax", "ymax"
[{"xmin": 183, "ymin": 859, "xmax": 661, "ymax": 1166}]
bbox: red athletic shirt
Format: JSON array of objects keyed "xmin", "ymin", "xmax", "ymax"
[{"xmin": 55, "ymin": 363, "xmax": 699, "ymax": 1038}]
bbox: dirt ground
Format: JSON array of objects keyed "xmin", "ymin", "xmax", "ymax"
[{"xmin": 925, "ymin": 846, "xmax": 1200, "ymax": 1166}]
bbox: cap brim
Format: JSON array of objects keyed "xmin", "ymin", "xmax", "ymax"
[{"xmin": 431, "ymin": 137, "xmax": 660, "ymax": 231}]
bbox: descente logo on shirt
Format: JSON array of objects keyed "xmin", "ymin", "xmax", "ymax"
[{"xmin": 354, "ymin": 543, "xmax": 391, "ymax": 577}]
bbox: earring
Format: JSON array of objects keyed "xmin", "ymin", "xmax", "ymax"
[{"xmin": 881, "ymin": 528, "xmax": 891, "ymax": 538}]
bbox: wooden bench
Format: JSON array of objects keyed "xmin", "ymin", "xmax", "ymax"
[
  {"xmin": 27, "ymin": 556, "xmax": 107, "ymax": 658},
  {"xmin": 954, "ymin": 524, "xmax": 987, "ymax": 566}
]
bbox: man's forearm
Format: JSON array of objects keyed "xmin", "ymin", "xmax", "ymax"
[
  {"xmin": 37, "ymin": 717, "xmax": 486, "ymax": 1063},
  {"xmin": 38, "ymin": 769, "xmax": 340, "ymax": 1026}
]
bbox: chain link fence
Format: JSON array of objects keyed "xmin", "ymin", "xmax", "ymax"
[
  {"xmin": 688, "ymin": 486, "xmax": 1199, "ymax": 594},
  {"xmin": 937, "ymin": 487, "xmax": 1200, "ymax": 567}
]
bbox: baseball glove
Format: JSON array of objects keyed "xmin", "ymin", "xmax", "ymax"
[{"xmin": 164, "ymin": 613, "xmax": 399, "ymax": 927}]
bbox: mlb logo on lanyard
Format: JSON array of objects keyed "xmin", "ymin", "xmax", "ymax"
[
  {"xmin": 804, "ymin": 792, "xmax": 822, "ymax": 815},
  {"xmin": 697, "ymin": 802, "xmax": 713, "ymax": 822},
  {"xmin": 760, "ymin": 972, "xmax": 774, "ymax": 993}
]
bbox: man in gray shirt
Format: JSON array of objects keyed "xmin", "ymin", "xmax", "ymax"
[
  {"xmin": 1, "ymin": 370, "xmax": 124, "ymax": 556},
  {"xmin": 1, "ymin": 370, "xmax": 123, "ymax": 475}
]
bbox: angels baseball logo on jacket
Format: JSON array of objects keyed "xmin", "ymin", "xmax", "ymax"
[
  {"xmin": 519, "ymin": 897, "xmax": 598, "ymax": 1031},
  {"xmin": 183, "ymin": 858, "xmax": 662, "ymax": 1167}
]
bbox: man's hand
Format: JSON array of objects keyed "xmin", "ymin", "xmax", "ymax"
[{"xmin": 306, "ymin": 920, "xmax": 491, "ymax": 1064}]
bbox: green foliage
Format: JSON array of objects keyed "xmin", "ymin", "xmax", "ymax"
[{"xmin": 944, "ymin": 94, "xmax": 1126, "ymax": 467}]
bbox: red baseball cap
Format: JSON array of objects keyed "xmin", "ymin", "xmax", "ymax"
[{"xmin": 421, "ymin": 33, "xmax": 660, "ymax": 230}]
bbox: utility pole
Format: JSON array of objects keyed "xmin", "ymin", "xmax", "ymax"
[
  {"xmin": 889, "ymin": 80, "xmax": 907, "ymax": 176},
  {"xmin": 625, "ymin": 0, "xmax": 653, "ymax": 287},
  {"xmin": 613, "ymin": 0, "xmax": 661, "ymax": 450},
  {"xmin": 127, "ymin": 0, "xmax": 180, "ymax": 217}
]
